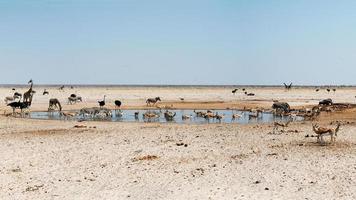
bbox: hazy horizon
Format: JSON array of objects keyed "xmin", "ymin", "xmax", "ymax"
[{"xmin": 1, "ymin": 1, "xmax": 355, "ymax": 85}]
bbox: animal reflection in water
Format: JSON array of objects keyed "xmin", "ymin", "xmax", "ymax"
[
  {"xmin": 142, "ymin": 111, "xmax": 160, "ymax": 122},
  {"xmin": 193, "ymin": 110, "xmax": 225, "ymax": 122},
  {"xmin": 29, "ymin": 108, "xmax": 302, "ymax": 124},
  {"xmin": 79, "ymin": 107, "xmax": 112, "ymax": 119}
]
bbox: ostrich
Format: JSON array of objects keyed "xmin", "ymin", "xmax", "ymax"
[
  {"xmin": 332, "ymin": 88, "xmax": 336, "ymax": 93},
  {"xmin": 7, "ymin": 101, "xmax": 30, "ymax": 115},
  {"xmin": 232, "ymin": 89, "xmax": 238, "ymax": 95},
  {"xmin": 43, "ymin": 89, "xmax": 49, "ymax": 95},
  {"xmin": 98, "ymin": 95, "xmax": 106, "ymax": 108},
  {"xmin": 326, "ymin": 88, "xmax": 331, "ymax": 93},
  {"xmin": 134, "ymin": 112, "xmax": 139, "ymax": 120},
  {"xmin": 316, "ymin": 89, "xmax": 320, "ymax": 92},
  {"xmin": 146, "ymin": 97, "xmax": 161, "ymax": 106},
  {"xmin": 114, "ymin": 100, "xmax": 122, "ymax": 108},
  {"xmin": 48, "ymin": 98, "xmax": 62, "ymax": 111},
  {"xmin": 23, "ymin": 79, "xmax": 33, "ymax": 103},
  {"xmin": 114, "ymin": 99, "xmax": 122, "ymax": 116}
]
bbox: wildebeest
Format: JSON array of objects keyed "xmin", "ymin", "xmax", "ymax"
[
  {"xmin": 272, "ymin": 102, "xmax": 290, "ymax": 113},
  {"xmin": 68, "ymin": 96, "xmax": 82, "ymax": 104},
  {"xmin": 319, "ymin": 98, "xmax": 333, "ymax": 106}
]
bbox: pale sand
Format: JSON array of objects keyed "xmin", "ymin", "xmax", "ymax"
[{"xmin": 0, "ymin": 86, "xmax": 355, "ymax": 199}]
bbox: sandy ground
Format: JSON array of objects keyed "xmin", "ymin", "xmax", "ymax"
[{"xmin": 0, "ymin": 86, "xmax": 356, "ymax": 199}]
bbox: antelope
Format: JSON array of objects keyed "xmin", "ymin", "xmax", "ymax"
[
  {"xmin": 232, "ymin": 113, "xmax": 242, "ymax": 121},
  {"xmin": 312, "ymin": 123, "xmax": 341, "ymax": 145},
  {"xmin": 59, "ymin": 111, "xmax": 76, "ymax": 119},
  {"xmin": 273, "ymin": 120, "xmax": 292, "ymax": 133},
  {"xmin": 215, "ymin": 112, "xmax": 224, "ymax": 122},
  {"xmin": 204, "ymin": 112, "xmax": 215, "ymax": 120},
  {"xmin": 194, "ymin": 110, "xmax": 206, "ymax": 118}
]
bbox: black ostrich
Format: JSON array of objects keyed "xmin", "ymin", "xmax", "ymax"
[
  {"xmin": 326, "ymin": 88, "xmax": 331, "ymax": 92},
  {"xmin": 232, "ymin": 89, "xmax": 238, "ymax": 94},
  {"xmin": 114, "ymin": 100, "xmax": 122, "ymax": 108},
  {"xmin": 7, "ymin": 101, "xmax": 30, "ymax": 114},
  {"xmin": 98, "ymin": 95, "xmax": 106, "ymax": 108},
  {"xmin": 332, "ymin": 88, "xmax": 336, "ymax": 92},
  {"xmin": 43, "ymin": 89, "xmax": 49, "ymax": 95},
  {"xmin": 316, "ymin": 89, "xmax": 319, "ymax": 92}
]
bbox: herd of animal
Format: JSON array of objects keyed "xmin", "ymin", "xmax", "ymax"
[{"xmin": 2, "ymin": 80, "xmax": 348, "ymax": 145}]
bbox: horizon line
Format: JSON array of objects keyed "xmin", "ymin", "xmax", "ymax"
[{"xmin": 0, "ymin": 84, "xmax": 355, "ymax": 88}]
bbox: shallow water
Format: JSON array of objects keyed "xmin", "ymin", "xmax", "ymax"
[{"xmin": 29, "ymin": 109, "xmax": 303, "ymax": 124}]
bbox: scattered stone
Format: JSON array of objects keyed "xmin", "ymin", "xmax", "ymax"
[
  {"xmin": 74, "ymin": 125, "xmax": 87, "ymax": 128},
  {"xmin": 132, "ymin": 155, "xmax": 158, "ymax": 161},
  {"xmin": 254, "ymin": 180, "xmax": 261, "ymax": 184},
  {"xmin": 231, "ymin": 154, "xmax": 248, "ymax": 160},
  {"xmin": 10, "ymin": 167, "xmax": 22, "ymax": 173},
  {"xmin": 25, "ymin": 184, "xmax": 44, "ymax": 192},
  {"xmin": 134, "ymin": 149, "xmax": 143, "ymax": 154}
]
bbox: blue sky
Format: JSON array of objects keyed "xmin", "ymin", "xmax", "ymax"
[{"xmin": 0, "ymin": 0, "xmax": 355, "ymax": 85}]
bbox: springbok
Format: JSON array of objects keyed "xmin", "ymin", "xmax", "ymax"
[
  {"xmin": 273, "ymin": 120, "xmax": 292, "ymax": 133},
  {"xmin": 312, "ymin": 123, "xmax": 341, "ymax": 145}
]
